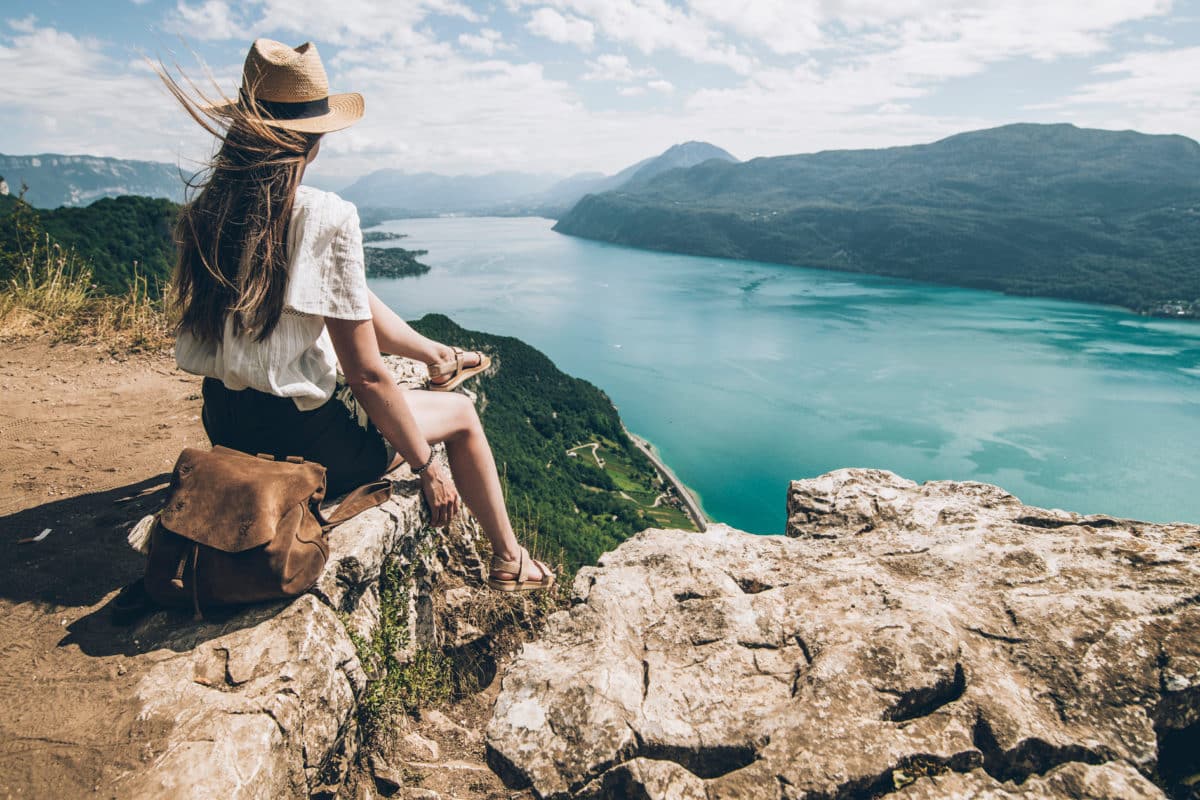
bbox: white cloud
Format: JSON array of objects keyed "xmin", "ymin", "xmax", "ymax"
[
  {"xmin": 323, "ymin": 43, "xmax": 601, "ymax": 174},
  {"xmin": 164, "ymin": 1, "xmax": 248, "ymax": 42},
  {"xmin": 0, "ymin": 21, "xmax": 214, "ymax": 164},
  {"xmin": 8, "ymin": 15, "xmax": 37, "ymax": 34},
  {"xmin": 1055, "ymin": 46, "xmax": 1200, "ymax": 114},
  {"xmin": 458, "ymin": 28, "xmax": 505, "ymax": 55},
  {"xmin": 514, "ymin": 0, "xmax": 1171, "ymax": 83},
  {"xmin": 525, "ymin": 8, "xmax": 595, "ymax": 47},
  {"xmin": 688, "ymin": 0, "xmax": 823, "ymax": 55},
  {"xmin": 0, "ymin": 0, "xmax": 1193, "ymax": 183},
  {"xmin": 1141, "ymin": 33, "xmax": 1172, "ymax": 46},
  {"xmin": 513, "ymin": 0, "xmax": 754, "ymax": 74},
  {"xmin": 663, "ymin": 0, "xmax": 1180, "ymax": 162},
  {"xmin": 582, "ymin": 53, "xmax": 652, "ymax": 82},
  {"xmin": 249, "ymin": 0, "xmax": 479, "ymax": 47}
]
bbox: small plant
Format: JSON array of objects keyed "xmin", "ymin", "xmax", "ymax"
[
  {"xmin": 93, "ymin": 266, "xmax": 175, "ymax": 348},
  {"xmin": 349, "ymin": 554, "xmax": 455, "ymax": 743},
  {"xmin": 388, "ymin": 648, "xmax": 453, "ymax": 712}
]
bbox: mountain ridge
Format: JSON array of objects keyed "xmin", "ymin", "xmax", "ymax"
[
  {"xmin": 553, "ymin": 123, "xmax": 1200, "ymax": 317},
  {"xmin": 0, "ymin": 152, "xmax": 186, "ymax": 208},
  {"xmin": 346, "ymin": 140, "xmax": 737, "ymax": 219}
]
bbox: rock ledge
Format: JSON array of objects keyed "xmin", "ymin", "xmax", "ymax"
[
  {"xmin": 113, "ymin": 357, "xmax": 487, "ymax": 799},
  {"xmin": 487, "ymin": 469, "xmax": 1199, "ymax": 799}
]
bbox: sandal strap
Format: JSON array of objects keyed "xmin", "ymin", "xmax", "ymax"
[
  {"xmin": 429, "ymin": 349, "xmax": 486, "ymax": 380},
  {"xmin": 491, "ymin": 547, "xmax": 552, "ymax": 581},
  {"xmin": 491, "ymin": 548, "xmax": 524, "ymax": 574},
  {"xmin": 428, "ymin": 351, "xmax": 462, "ymax": 379},
  {"xmin": 529, "ymin": 556, "xmax": 551, "ymax": 581}
]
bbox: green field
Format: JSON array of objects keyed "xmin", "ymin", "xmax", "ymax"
[{"xmin": 561, "ymin": 436, "xmax": 697, "ymax": 531}]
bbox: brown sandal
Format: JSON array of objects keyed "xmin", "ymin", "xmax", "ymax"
[
  {"xmin": 428, "ymin": 347, "xmax": 491, "ymax": 392},
  {"xmin": 487, "ymin": 546, "xmax": 555, "ymax": 592}
]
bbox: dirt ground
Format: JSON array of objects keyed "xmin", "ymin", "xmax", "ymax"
[{"xmin": 0, "ymin": 340, "xmax": 525, "ymax": 800}]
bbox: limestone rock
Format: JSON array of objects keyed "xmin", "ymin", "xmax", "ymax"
[
  {"xmin": 895, "ymin": 762, "xmax": 1166, "ymax": 799},
  {"xmin": 486, "ymin": 469, "xmax": 1200, "ymax": 799},
  {"xmin": 421, "ymin": 708, "xmax": 482, "ymax": 746},
  {"xmin": 402, "ymin": 731, "xmax": 442, "ymax": 762},
  {"xmin": 313, "ymin": 478, "xmax": 426, "ymax": 613},
  {"xmin": 369, "ymin": 751, "xmax": 404, "ymax": 793},
  {"xmin": 399, "ymin": 789, "xmax": 443, "ymax": 800},
  {"xmin": 90, "ymin": 357, "xmax": 489, "ymax": 799},
  {"xmin": 120, "ymin": 594, "xmax": 359, "ymax": 799}
]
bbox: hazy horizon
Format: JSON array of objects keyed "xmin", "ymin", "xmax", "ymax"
[{"xmin": 4, "ymin": 121, "xmax": 1198, "ymax": 189}]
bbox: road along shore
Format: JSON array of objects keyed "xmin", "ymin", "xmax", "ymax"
[{"xmin": 622, "ymin": 425, "xmax": 708, "ymax": 532}]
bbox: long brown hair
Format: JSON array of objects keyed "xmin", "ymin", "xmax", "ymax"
[{"xmin": 158, "ymin": 66, "xmax": 321, "ymax": 342}]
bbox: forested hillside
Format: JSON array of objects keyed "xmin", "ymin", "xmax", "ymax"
[
  {"xmin": 0, "ymin": 194, "xmax": 176, "ymax": 291},
  {"xmin": 554, "ymin": 124, "xmax": 1200, "ymax": 316},
  {"xmin": 0, "ymin": 194, "xmax": 431, "ymax": 294}
]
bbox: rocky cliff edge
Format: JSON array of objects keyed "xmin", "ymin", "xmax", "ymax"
[{"xmin": 486, "ymin": 469, "xmax": 1199, "ymax": 799}]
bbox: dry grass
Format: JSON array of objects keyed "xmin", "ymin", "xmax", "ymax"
[{"xmin": 0, "ymin": 234, "xmax": 174, "ymax": 351}]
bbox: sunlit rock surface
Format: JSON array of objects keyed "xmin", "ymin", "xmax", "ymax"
[{"xmin": 487, "ymin": 469, "xmax": 1200, "ymax": 799}]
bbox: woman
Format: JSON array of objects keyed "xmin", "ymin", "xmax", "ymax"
[{"xmin": 163, "ymin": 38, "xmax": 553, "ymax": 592}]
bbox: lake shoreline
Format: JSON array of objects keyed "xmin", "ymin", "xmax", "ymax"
[{"xmin": 622, "ymin": 424, "xmax": 708, "ymax": 532}]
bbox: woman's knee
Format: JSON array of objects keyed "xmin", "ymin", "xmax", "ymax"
[
  {"xmin": 459, "ymin": 394, "xmax": 484, "ymax": 434},
  {"xmin": 445, "ymin": 392, "xmax": 482, "ymax": 439}
]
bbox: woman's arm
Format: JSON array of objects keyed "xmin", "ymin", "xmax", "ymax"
[
  {"xmin": 325, "ymin": 315, "xmax": 459, "ymax": 526},
  {"xmin": 368, "ymin": 290, "xmax": 445, "ymax": 363}
]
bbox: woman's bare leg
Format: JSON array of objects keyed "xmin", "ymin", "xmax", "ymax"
[
  {"xmin": 400, "ymin": 389, "xmax": 550, "ymax": 581},
  {"xmin": 367, "ymin": 292, "xmax": 486, "ymax": 385}
]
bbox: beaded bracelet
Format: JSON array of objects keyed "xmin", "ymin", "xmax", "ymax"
[{"xmin": 412, "ymin": 448, "xmax": 436, "ymax": 476}]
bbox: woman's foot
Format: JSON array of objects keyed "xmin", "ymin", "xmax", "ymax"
[
  {"xmin": 487, "ymin": 545, "xmax": 555, "ymax": 592},
  {"xmin": 428, "ymin": 347, "xmax": 491, "ymax": 392}
]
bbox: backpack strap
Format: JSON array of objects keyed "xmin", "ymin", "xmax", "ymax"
[{"xmin": 320, "ymin": 479, "xmax": 393, "ymax": 531}]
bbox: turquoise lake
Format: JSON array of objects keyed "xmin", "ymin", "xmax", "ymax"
[{"xmin": 369, "ymin": 216, "xmax": 1200, "ymax": 534}]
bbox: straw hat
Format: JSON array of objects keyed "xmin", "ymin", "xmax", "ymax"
[{"xmin": 215, "ymin": 39, "xmax": 363, "ymax": 133}]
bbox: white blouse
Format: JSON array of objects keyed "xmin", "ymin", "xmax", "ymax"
[{"xmin": 175, "ymin": 185, "xmax": 372, "ymax": 411}]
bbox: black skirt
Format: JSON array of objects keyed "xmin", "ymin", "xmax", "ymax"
[{"xmin": 200, "ymin": 377, "xmax": 391, "ymax": 497}]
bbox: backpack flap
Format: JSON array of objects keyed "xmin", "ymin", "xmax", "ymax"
[{"xmin": 157, "ymin": 446, "xmax": 327, "ymax": 552}]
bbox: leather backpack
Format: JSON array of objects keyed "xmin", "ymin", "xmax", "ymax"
[{"xmin": 144, "ymin": 445, "xmax": 390, "ymax": 618}]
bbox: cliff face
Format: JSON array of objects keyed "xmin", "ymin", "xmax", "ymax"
[{"xmin": 486, "ymin": 469, "xmax": 1200, "ymax": 799}]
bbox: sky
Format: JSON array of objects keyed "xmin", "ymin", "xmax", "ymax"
[{"xmin": 0, "ymin": 0, "xmax": 1197, "ymax": 185}]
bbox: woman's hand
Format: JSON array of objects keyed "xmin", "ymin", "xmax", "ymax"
[{"xmin": 420, "ymin": 461, "xmax": 460, "ymax": 527}]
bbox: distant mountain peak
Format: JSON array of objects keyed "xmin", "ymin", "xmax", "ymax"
[
  {"xmin": 660, "ymin": 141, "xmax": 738, "ymax": 160},
  {"xmin": 624, "ymin": 141, "xmax": 738, "ymax": 188}
]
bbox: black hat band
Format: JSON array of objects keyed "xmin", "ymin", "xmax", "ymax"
[{"xmin": 241, "ymin": 89, "xmax": 330, "ymax": 121}]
